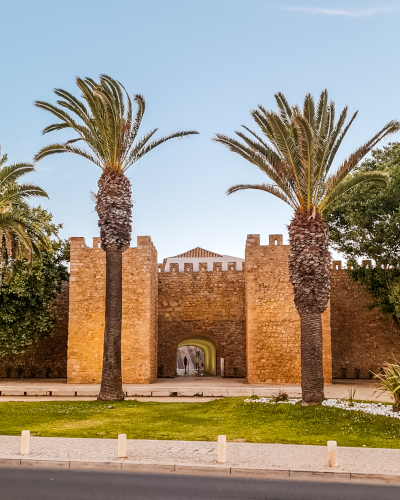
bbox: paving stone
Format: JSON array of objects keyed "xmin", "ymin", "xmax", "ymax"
[
  {"xmin": 290, "ymin": 470, "xmax": 351, "ymax": 481},
  {"xmin": 0, "ymin": 437, "xmax": 400, "ymax": 478},
  {"xmin": 20, "ymin": 459, "xmax": 69, "ymax": 469},
  {"xmin": 122, "ymin": 462, "xmax": 175, "ymax": 473},
  {"xmin": 175, "ymin": 464, "xmax": 231, "ymax": 476},
  {"xmin": 231, "ymin": 467, "xmax": 289, "ymax": 479},
  {"xmin": 350, "ymin": 473, "xmax": 400, "ymax": 484},
  {"xmin": 0, "ymin": 459, "xmax": 20, "ymax": 467},
  {"xmin": 70, "ymin": 461, "xmax": 122, "ymax": 470}
]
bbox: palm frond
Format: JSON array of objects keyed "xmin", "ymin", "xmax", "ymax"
[
  {"xmin": 303, "ymin": 93, "xmax": 315, "ymax": 132},
  {"xmin": 215, "ymin": 89, "xmax": 400, "ymax": 216},
  {"xmin": 0, "ymin": 163, "xmax": 35, "ymax": 186},
  {"xmin": 321, "ymin": 171, "xmax": 389, "ymax": 212},
  {"xmin": 35, "ymin": 75, "xmax": 199, "ymax": 172},
  {"xmin": 213, "ymin": 134, "xmax": 295, "ymax": 194},
  {"xmin": 226, "ymin": 183, "xmax": 296, "ymax": 209},
  {"xmin": 33, "ymin": 142, "xmax": 103, "ymax": 167},
  {"xmin": 325, "ymin": 120, "xmax": 400, "ymax": 193},
  {"xmin": 125, "ymin": 130, "xmax": 199, "ymax": 170},
  {"xmin": 315, "ymin": 89, "xmax": 328, "ymax": 131}
]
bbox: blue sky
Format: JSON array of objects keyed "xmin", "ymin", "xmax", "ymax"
[{"xmin": 1, "ymin": 0, "xmax": 399, "ymax": 260}]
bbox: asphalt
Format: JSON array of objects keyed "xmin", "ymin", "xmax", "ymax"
[{"xmin": 0, "ymin": 468, "xmax": 399, "ymax": 500}]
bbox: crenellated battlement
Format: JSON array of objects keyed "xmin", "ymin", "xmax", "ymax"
[
  {"xmin": 160, "ymin": 244, "xmax": 245, "ymax": 273},
  {"xmin": 75, "ymin": 234, "xmax": 376, "ymax": 275},
  {"xmin": 246, "ymin": 233, "xmax": 286, "ymax": 249},
  {"xmin": 332, "ymin": 259, "xmax": 374, "ymax": 270},
  {"xmin": 157, "ymin": 261, "xmax": 245, "ymax": 273},
  {"xmin": 157, "ymin": 262, "xmax": 244, "ymax": 273}
]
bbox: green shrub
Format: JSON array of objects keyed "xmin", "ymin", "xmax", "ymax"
[
  {"xmin": 375, "ymin": 362, "xmax": 400, "ymax": 411},
  {"xmin": 271, "ymin": 390, "xmax": 289, "ymax": 403}
]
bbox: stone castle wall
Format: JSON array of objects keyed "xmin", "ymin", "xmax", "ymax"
[
  {"xmin": 331, "ymin": 268, "xmax": 400, "ymax": 378},
  {"xmin": 245, "ymin": 234, "xmax": 332, "ymax": 384},
  {"xmin": 0, "ymin": 281, "xmax": 69, "ymax": 378},
  {"xmin": 157, "ymin": 263, "xmax": 246, "ymax": 377},
  {"xmin": 5, "ymin": 234, "xmax": 400, "ymax": 384},
  {"xmin": 67, "ymin": 236, "xmax": 158, "ymax": 384}
]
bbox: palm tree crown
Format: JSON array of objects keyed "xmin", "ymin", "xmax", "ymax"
[
  {"xmin": 214, "ymin": 90, "xmax": 400, "ymax": 213},
  {"xmin": 0, "ymin": 149, "xmax": 48, "ymax": 214},
  {"xmin": 34, "ymin": 74, "xmax": 198, "ymax": 171},
  {"xmin": 0, "ymin": 148, "xmax": 51, "ymax": 290},
  {"xmin": 0, "ymin": 206, "xmax": 52, "ymax": 266}
]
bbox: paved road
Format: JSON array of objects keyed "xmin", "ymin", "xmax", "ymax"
[{"xmin": 0, "ymin": 468, "xmax": 399, "ymax": 500}]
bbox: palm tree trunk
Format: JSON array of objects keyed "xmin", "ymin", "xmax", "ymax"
[
  {"xmin": 96, "ymin": 169, "xmax": 132, "ymax": 401},
  {"xmin": 98, "ymin": 247, "xmax": 125, "ymax": 401},
  {"xmin": 300, "ymin": 311, "xmax": 324, "ymax": 403},
  {"xmin": 288, "ymin": 212, "xmax": 330, "ymax": 404}
]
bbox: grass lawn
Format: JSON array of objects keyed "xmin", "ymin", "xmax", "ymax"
[{"xmin": 0, "ymin": 398, "xmax": 399, "ymax": 448}]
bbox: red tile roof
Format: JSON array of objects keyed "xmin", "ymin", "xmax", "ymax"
[{"xmin": 169, "ymin": 247, "xmax": 223, "ymax": 259}]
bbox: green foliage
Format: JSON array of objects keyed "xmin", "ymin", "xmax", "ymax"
[
  {"xmin": 0, "ymin": 146, "xmax": 48, "ymax": 213},
  {"xmin": 326, "ymin": 143, "xmax": 400, "ymax": 319},
  {"xmin": 0, "ymin": 398, "xmax": 400, "ymax": 448},
  {"xmin": 389, "ymin": 282, "xmax": 400, "ymax": 319},
  {"xmin": 375, "ymin": 362, "xmax": 400, "ymax": 410},
  {"xmin": 271, "ymin": 390, "xmax": 289, "ymax": 402},
  {"xmin": 34, "ymin": 74, "xmax": 199, "ymax": 172},
  {"xmin": 0, "ymin": 147, "xmax": 50, "ymax": 272},
  {"xmin": 214, "ymin": 89, "xmax": 399, "ymax": 214},
  {"xmin": 0, "ymin": 207, "xmax": 69, "ymax": 355},
  {"xmin": 346, "ymin": 266, "xmax": 400, "ymax": 318}
]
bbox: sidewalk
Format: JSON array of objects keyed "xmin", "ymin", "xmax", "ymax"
[
  {"xmin": 0, "ymin": 378, "xmax": 389, "ymax": 401},
  {"xmin": 0, "ymin": 436, "xmax": 400, "ymax": 484}
]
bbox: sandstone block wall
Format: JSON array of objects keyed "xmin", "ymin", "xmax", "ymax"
[
  {"xmin": 0, "ymin": 282, "xmax": 69, "ymax": 378},
  {"xmin": 158, "ymin": 266, "xmax": 246, "ymax": 378},
  {"xmin": 245, "ymin": 234, "xmax": 332, "ymax": 384},
  {"xmin": 68, "ymin": 236, "xmax": 158, "ymax": 384},
  {"xmin": 10, "ymin": 235, "xmax": 400, "ymax": 385},
  {"xmin": 331, "ymin": 269, "xmax": 400, "ymax": 378}
]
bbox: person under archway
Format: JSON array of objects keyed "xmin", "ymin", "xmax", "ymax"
[
  {"xmin": 194, "ymin": 353, "xmax": 201, "ymax": 373},
  {"xmin": 183, "ymin": 356, "xmax": 188, "ymax": 374}
]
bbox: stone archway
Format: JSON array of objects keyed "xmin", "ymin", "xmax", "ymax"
[{"xmin": 177, "ymin": 336, "xmax": 217, "ymax": 375}]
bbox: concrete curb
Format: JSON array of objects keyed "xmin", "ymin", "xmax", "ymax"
[
  {"xmin": 0, "ymin": 387, "xmax": 302, "ymax": 398},
  {"xmin": 0, "ymin": 458, "xmax": 399, "ymax": 484}
]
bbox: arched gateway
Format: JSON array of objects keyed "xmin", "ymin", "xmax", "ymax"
[
  {"xmin": 157, "ymin": 246, "xmax": 247, "ymax": 378},
  {"xmin": 177, "ymin": 336, "xmax": 217, "ymax": 375}
]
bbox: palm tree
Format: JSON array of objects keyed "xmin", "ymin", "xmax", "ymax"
[
  {"xmin": 34, "ymin": 74, "xmax": 199, "ymax": 401},
  {"xmin": 0, "ymin": 148, "xmax": 48, "ymax": 213},
  {"xmin": 214, "ymin": 90, "xmax": 400, "ymax": 404},
  {"xmin": 0, "ymin": 148, "xmax": 50, "ymax": 290},
  {"xmin": 0, "ymin": 207, "xmax": 53, "ymax": 288}
]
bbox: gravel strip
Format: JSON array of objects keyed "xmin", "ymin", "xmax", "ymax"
[{"xmin": 244, "ymin": 397, "xmax": 400, "ymax": 419}]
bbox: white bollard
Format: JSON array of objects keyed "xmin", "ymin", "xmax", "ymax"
[
  {"xmin": 118, "ymin": 434, "xmax": 127, "ymax": 459},
  {"xmin": 218, "ymin": 435, "xmax": 226, "ymax": 463},
  {"xmin": 327, "ymin": 440, "xmax": 338, "ymax": 467},
  {"xmin": 220, "ymin": 358, "xmax": 225, "ymax": 378},
  {"xmin": 20, "ymin": 430, "xmax": 30, "ymax": 456}
]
